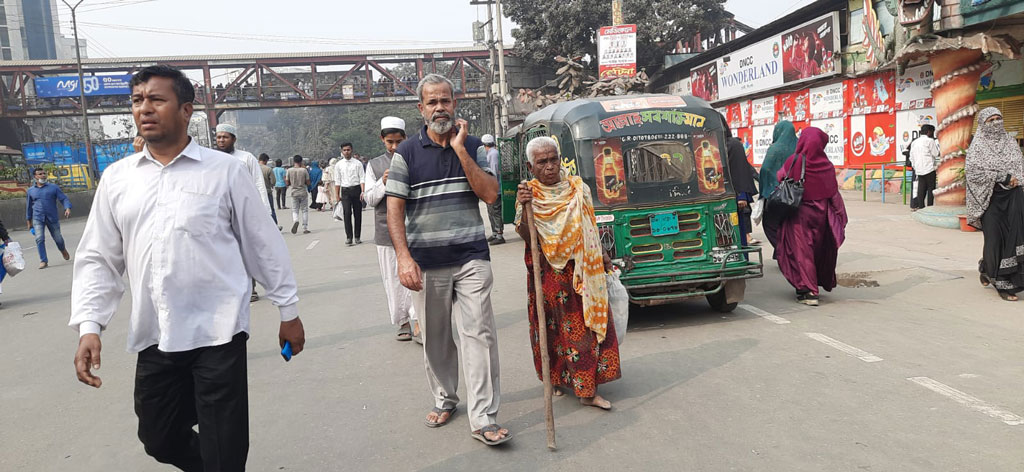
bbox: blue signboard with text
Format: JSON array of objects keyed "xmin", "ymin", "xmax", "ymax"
[{"xmin": 34, "ymin": 74, "xmax": 133, "ymax": 98}]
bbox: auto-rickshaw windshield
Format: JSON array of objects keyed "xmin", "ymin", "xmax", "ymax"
[{"xmin": 579, "ymin": 132, "xmax": 733, "ymax": 208}]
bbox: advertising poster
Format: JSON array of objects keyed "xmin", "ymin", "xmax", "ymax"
[
  {"xmin": 895, "ymin": 108, "xmax": 937, "ymax": 153},
  {"xmin": 978, "ymin": 59, "xmax": 1024, "ymax": 93},
  {"xmin": 667, "ymin": 77, "xmax": 691, "ymax": 96},
  {"xmin": 34, "ymin": 74, "xmax": 133, "ymax": 98},
  {"xmin": 896, "ymin": 64, "xmax": 934, "ymax": 110},
  {"xmin": 776, "ymin": 90, "xmax": 810, "ymax": 122},
  {"xmin": 726, "ymin": 101, "xmax": 750, "ymax": 129},
  {"xmin": 598, "ymin": 24, "xmax": 638, "ymax": 80},
  {"xmin": 751, "ymin": 96, "xmax": 776, "ymax": 126},
  {"xmin": 809, "ymin": 82, "xmax": 845, "ymax": 119},
  {"xmin": 811, "ymin": 118, "xmax": 846, "ymax": 166},
  {"xmin": 692, "ymin": 133, "xmax": 726, "ymax": 195},
  {"xmin": 717, "ymin": 39, "xmax": 781, "ymax": 101},
  {"xmin": 736, "ymin": 127, "xmax": 754, "ymax": 164},
  {"xmin": 846, "ymin": 71, "xmax": 896, "ymax": 115},
  {"xmin": 593, "ymin": 138, "xmax": 628, "ymax": 205},
  {"xmin": 752, "ymin": 125, "xmax": 775, "ymax": 165},
  {"xmin": 690, "ymin": 62, "xmax": 719, "ymax": 102},
  {"xmin": 781, "ymin": 14, "xmax": 838, "ymax": 83},
  {"xmin": 848, "ymin": 113, "xmax": 896, "ymax": 165}
]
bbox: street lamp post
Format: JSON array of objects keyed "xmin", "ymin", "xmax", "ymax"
[{"xmin": 61, "ymin": 0, "xmax": 97, "ymax": 185}]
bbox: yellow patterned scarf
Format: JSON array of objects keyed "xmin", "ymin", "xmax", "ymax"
[{"xmin": 516, "ymin": 175, "xmax": 609, "ymax": 342}]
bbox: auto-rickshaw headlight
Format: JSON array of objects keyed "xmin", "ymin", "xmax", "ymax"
[{"xmin": 711, "ymin": 212, "xmax": 741, "ymax": 263}]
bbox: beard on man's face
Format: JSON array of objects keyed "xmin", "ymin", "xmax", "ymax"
[{"xmin": 427, "ymin": 111, "xmax": 453, "ymax": 134}]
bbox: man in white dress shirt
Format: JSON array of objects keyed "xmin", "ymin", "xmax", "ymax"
[
  {"xmin": 215, "ymin": 122, "xmax": 272, "ymax": 302},
  {"xmin": 70, "ymin": 65, "xmax": 305, "ymax": 472},
  {"xmin": 333, "ymin": 143, "xmax": 365, "ymax": 246},
  {"xmin": 364, "ymin": 116, "xmax": 418, "ymax": 342},
  {"xmin": 908, "ymin": 124, "xmax": 941, "ymax": 210}
]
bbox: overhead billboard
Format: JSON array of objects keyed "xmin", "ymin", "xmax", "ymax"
[
  {"xmin": 691, "ymin": 12, "xmax": 839, "ymax": 102},
  {"xmin": 598, "ymin": 24, "xmax": 638, "ymax": 80},
  {"xmin": 690, "ymin": 61, "xmax": 719, "ymax": 102},
  {"xmin": 34, "ymin": 75, "xmax": 133, "ymax": 98}
]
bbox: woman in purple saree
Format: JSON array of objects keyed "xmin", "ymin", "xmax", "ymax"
[{"xmin": 775, "ymin": 127, "xmax": 848, "ymax": 306}]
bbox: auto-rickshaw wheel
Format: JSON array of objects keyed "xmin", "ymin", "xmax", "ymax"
[{"xmin": 706, "ymin": 289, "xmax": 738, "ymax": 313}]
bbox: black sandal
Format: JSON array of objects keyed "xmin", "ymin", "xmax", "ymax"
[
  {"xmin": 471, "ymin": 424, "xmax": 512, "ymax": 446},
  {"xmin": 425, "ymin": 406, "xmax": 456, "ymax": 428},
  {"xmin": 998, "ymin": 291, "xmax": 1019, "ymax": 302},
  {"xmin": 980, "ymin": 273, "xmax": 991, "ymax": 287}
]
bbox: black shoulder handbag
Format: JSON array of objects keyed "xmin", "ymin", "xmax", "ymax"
[{"xmin": 766, "ymin": 153, "xmax": 805, "ymax": 220}]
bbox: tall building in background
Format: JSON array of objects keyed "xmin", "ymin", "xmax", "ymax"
[{"xmin": 0, "ymin": 0, "xmax": 86, "ymax": 61}]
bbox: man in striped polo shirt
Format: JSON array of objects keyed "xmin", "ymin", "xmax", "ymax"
[{"xmin": 385, "ymin": 74, "xmax": 510, "ymax": 446}]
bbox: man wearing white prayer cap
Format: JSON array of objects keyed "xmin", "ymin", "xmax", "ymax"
[
  {"xmin": 215, "ymin": 122, "xmax": 274, "ymax": 302},
  {"xmin": 364, "ymin": 116, "xmax": 419, "ymax": 342}
]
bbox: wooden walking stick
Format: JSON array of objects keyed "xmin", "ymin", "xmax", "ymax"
[{"xmin": 524, "ymin": 200, "xmax": 557, "ymax": 450}]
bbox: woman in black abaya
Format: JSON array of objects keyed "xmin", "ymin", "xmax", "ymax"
[{"xmin": 966, "ymin": 107, "xmax": 1024, "ymax": 301}]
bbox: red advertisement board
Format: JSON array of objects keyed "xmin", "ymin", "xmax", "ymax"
[
  {"xmin": 690, "ymin": 62, "xmax": 719, "ymax": 102},
  {"xmin": 726, "ymin": 101, "xmax": 750, "ymax": 129},
  {"xmin": 775, "ymin": 90, "xmax": 810, "ymax": 122},
  {"xmin": 845, "ymin": 71, "xmax": 896, "ymax": 115},
  {"xmin": 736, "ymin": 127, "xmax": 754, "ymax": 165},
  {"xmin": 846, "ymin": 113, "xmax": 896, "ymax": 166},
  {"xmin": 598, "ymin": 24, "xmax": 638, "ymax": 80}
]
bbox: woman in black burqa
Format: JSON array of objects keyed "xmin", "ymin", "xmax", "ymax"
[
  {"xmin": 966, "ymin": 107, "xmax": 1024, "ymax": 301},
  {"xmin": 719, "ymin": 114, "xmax": 759, "ymax": 246}
]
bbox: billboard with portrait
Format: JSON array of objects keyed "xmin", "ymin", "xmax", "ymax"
[
  {"xmin": 781, "ymin": 15, "xmax": 838, "ymax": 83},
  {"xmin": 689, "ymin": 62, "xmax": 719, "ymax": 102}
]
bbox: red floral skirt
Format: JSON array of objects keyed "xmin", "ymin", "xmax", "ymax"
[{"xmin": 526, "ymin": 249, "xmax": 621, "ymax": 398}]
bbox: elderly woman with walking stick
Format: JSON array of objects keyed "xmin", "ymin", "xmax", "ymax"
[{"xmin": 516, "ymin": 136, "xmax": 622, "ymax": 412}]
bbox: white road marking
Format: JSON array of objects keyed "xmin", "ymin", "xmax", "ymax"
[
  {"xmin": 306, "ymin": 240, "xmax": 320, "ymax": 250},
  {"xmin": 805, "ymin": 333, "xmax": 883, "ymax": 362},
  {"xmin": 738, "ymin": 304, "xmax": 790, "ymax": 324},
  {"xmin": 908, "ymin": 377, "xmax": 1024, "ymax": 426}
]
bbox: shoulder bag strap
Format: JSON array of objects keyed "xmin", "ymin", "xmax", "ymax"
[{"xmin": 798, "ymin": 153, "xmax": 806, "ymax": 182}]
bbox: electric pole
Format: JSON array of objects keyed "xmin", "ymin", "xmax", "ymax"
[
  {"xmin": 62, "ymin": 0, "xmax": 97, "ymax": 184},
  {"xmin": 471, "ymin": 0, "xmax": 509, "ymax": 136},
  {"xmin": 494, "ymin": 0, "xmax": 509, "ymax": 134},
  {"xmin": 485, "ymin": 1, "xmax": 500, "ymax": 137}
]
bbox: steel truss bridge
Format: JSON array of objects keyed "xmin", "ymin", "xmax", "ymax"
[{"xmin": 0, "ymin": 46, "xmax": 497, "ymax": 127}]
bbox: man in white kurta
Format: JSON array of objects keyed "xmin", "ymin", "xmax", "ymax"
[
  {"xmin": 364, "ymin": 117, "xmax": 417, "ymax": 341},
  {"xmin": 215, "ymin": 123, "xmax": 273, "ymax": 302}
]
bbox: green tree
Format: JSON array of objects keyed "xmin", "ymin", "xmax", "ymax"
[{"xmin": 504, "ymin": 0, "xmax": 730, "ymax": 70}]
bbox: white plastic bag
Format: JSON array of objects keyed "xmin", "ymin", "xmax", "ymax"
[
  {"xmin": 3, "ymin": 242, "xmax": 25, "ymax": 277},
  {"xmin": 751, "ymin": 198, "xmax": 765, "ymax": 226},
  {"xmin": 333, "ymin": 202, "xmax": 344, "ymax": 220},
  {"xmin": 606, "ymin": 271, "xmax": 629, "ymax": 345}
]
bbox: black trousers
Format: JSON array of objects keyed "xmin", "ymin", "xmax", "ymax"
[
  {"xmin": 135, "ymin": 332, "xmax": 249, "ymax": 472},
  {"xmin": 340, "ymin": 185, "xmax": 362, "ymax": 240},
  {"xmin": 275, "ymin": 187, "xmax": 287, "ymax": 209},
  {"xmin": 309, "ymin": 186, "xmax": 321, "ymax": 210},
  {"xmin": 912, "ymin": 171, "xmax": 936, "ymax": 209},
  {"xmin": 266, "ymin": 191, "xmax": 278, "ymax": 224}
]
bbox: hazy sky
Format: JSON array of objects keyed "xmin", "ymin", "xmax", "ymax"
[{"xmin": 51, "ymin": 0, "xmax": 814, "ymax": 59}]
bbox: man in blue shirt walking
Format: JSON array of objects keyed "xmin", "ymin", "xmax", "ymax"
[{"xmin": 26, "ymin": 168, "xmax": 71, "ymax": 269}]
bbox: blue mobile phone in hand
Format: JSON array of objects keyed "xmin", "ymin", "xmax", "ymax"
[{"xmin": 281, "ymin": 341, "xmax": 293, "ymax": 362}]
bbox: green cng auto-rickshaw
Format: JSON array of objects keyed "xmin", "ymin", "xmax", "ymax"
[{"xmin": 499, "ymin": 94, "xmax": 763, "ymax": 311}]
